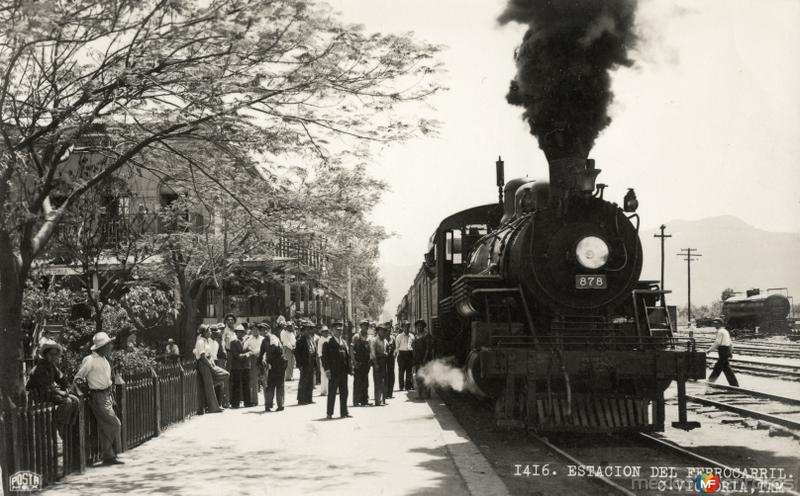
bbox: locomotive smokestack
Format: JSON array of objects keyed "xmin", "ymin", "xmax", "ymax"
[
  {"xmin": 548, "ymin": 156, "xmax": 600, "ymax": 195},
  {"xmin": 500, "ymin": 0, "xmax": 638, "ymax": 161}
]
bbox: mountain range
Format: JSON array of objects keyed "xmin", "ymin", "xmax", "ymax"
[{"xmin": 379, "ymin": 215, "xmax": 800, "ymax": 319}]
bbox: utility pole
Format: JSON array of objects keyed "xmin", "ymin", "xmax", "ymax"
[
  {"xmin": 676, "ymin": 248, "xmax": 702, "ymax": 324},
  {"xmin": 653, "ymin": 225, "xmax": 672, "ymax": 292}
]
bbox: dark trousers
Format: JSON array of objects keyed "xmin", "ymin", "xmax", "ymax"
[
  {"xmin": 264, "ymin": 364, "xmax": 286, "ymax": 409},
  {"xmin": 214, "ymin": 359, "xmax": 229, "ymax": 407},
  {"xmin": 327, "ymin": 372, "xmax": 349, "ymax": 417},
  {"xmin": 372, "ymin": 356, "xmax": 387, "ymax": 405},
  {"xmin": 709, "ymin": 346, "xmax": 739, "ymax": 386},
  {"xmin": 353, "ymin": 362, "xmax": 370, "ymax": 405},
  {"xmin": 397, "ymin": 351, "xmax": 414, "ymax": 390},
  {"xmin": 230, "ymin": 368, "xmax": 250, "ymax": 407},
  {"xmin": 87, "ymin": 390, "xmax": 122, "ymax": 461},
  {"xmin": 298, "ymin": 365, "xmax": 315, "ymax": 404},
  {"xmin": 386, "ymin": 356, "xmax": 396, "ymax": 396},
  {"xmin": 197, "ymin": 359, "xmax": 224, "ymax": 413}
]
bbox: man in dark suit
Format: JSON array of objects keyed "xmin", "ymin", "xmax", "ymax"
[
  {"xmin": 296, "ymin": 319, "xmax": 317, "ymax": 405},
  {"xmin": 229, "ymin": 325, "xmax": 252, "ymax": 408},
  {"xmin": 260, "ymin": 325, "xmax": 287, "ymax": 412},
  {"xmin": 322, "ymin": 320, "xmax": 352, "ymax": 419},
  {"xmin": 351, "ymin": 319, "xmax": 372, "ymax": 406}
]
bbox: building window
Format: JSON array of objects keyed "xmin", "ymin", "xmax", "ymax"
[{"xmin": 205, "ymin": 288, "xmax": 220, "ymax": 318}]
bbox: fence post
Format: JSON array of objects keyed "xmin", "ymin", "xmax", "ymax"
[
  {"xmin": 75, "ymin": 400, "xmax": 86, "ymax": 474},
  {"xmin": 114, "ymin": 375, "xmax": 127, "ymax": 452},
  {"xmin": 151, "ymin": 368, "xmax": 161, "ymax": 436},
  {"xmin": 0, "ymin": 410, "xmax": 9, "ymax": 496},
  {"xmin": 8, "ymin": 405, "xmax": 21, "ymax": 482},
  {"xmin": 178, "ymin": 362, "xmax": 186, "ymax": 421}
]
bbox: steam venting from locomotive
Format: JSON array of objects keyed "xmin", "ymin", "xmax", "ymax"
[
  {"xmin": 417, "ymin": 358, "xmax": 485, "ymax": 396},
  {"xmin": 500, "ymin": 0, "xmax": 639, "ymax": 161}
]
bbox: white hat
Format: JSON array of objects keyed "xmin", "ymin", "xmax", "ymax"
[{"xmin": 90, "ymin": 332, "xmax": 114, "ymax": 351}]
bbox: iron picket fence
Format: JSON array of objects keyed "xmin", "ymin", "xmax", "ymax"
[{"xmin": 1, "ymin": 359, "xmax": 204, "ymax": 493}]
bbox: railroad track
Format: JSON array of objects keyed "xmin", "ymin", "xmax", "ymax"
[
  {"xmin": 526, "ymin": 430, "xmax": 800, "ymax": 495},
  {"xmin": 686, "ymin": 382, "xmax": 800, "ymax": 431},
  {"xmin": 439, "ymin": 389, "xmax": 799, "ymax": 496},
  {"xmin": 674, "ymin": 335, "xmax": 800, "ymax": 360},
  {"xmin": 705, "ymin": 356, "xmax": 800, "ymax": 379}
]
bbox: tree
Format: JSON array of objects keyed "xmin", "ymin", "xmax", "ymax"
[
  {"xmin": 47, "ymin": 176, "xmax": 161, "ymax": 332},
  {"xmin": 0, "ymin": 0, "xmax": 442, "ymax": 401}
]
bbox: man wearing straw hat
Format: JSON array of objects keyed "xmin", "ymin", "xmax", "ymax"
[{"xmin": 74, "ymin": 332, "xmax": 124, "ymax": 465}]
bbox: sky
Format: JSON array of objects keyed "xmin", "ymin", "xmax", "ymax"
[{"xmin": 326, "ymin": 0, "xmax": 800, "ymax": 316}]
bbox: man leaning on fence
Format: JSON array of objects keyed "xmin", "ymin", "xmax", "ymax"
[{"xmin": 73, "ymin": 332, "xmax": 124, "ymax": 465}]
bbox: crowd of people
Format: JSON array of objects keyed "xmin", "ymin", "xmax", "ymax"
[
  {"xmin": 21, "ymin": 314, "xmax": 436, "ymax": 467},
  {"xmin": 192, "ymin": 314, "xmax": 436, "ymax": 419}
]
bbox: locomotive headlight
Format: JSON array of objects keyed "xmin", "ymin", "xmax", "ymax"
[{"xmin": 575, "ymin": 236, "xmax": 609, "ymax": 269}]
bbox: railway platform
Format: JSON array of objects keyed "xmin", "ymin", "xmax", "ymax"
[{"xmin": 40, "ymin": 379, "xmax": 509, "ymax": 496}]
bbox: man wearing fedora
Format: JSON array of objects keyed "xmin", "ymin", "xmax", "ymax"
[
  {"xmin": 229, "ymin": 324, "xmax": 252, "ymax": 408},
  {"xmin": 370, "ymin": 325, "xmax": 390, "ymax": 406},
  {"xmin": 260, "ymin": 324, "xmax": 287, "ymax": 412},
  {"xmin": 351, "ymin": 319, "xmax": 372, "ymax": 406},
  {"xmin": 280, "ymin": 319, "xmax": 297, "ymax": 381},
  {"xmin": 395, "ymin": 320, "xmax": 415, "ymax": 392},
  {"xmin": 413, "ymin": 319, "xmax": 434, "ymax": 399},
  {"xmin": 27, "ymin": 339, "xmax": 80, "ymax": 427},
  {"xmin": 295, "ymin": 319, "xmax": 318, "ymax": 405},
  {"xmin": 74, "ymin": 332, "xmax": 124, "ymax": 465},
  {"xmin": 322, "ymin": 320, "xmax": 352, "ymax": 419}
]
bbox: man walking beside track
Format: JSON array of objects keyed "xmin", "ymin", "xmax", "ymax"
[
  {"xmin": 322, "ymin": 320, "xmax": 352, "ymax": 419},
  {"xmin": 73, "ymin": 332, "xmax": 124, "ymax": 465},
  {"xmin": 707, "ymin": 319, "xmax": 739, "ymax": 387}
]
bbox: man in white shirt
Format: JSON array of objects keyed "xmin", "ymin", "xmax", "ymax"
[
  {"xmin": 74, "ymin": 332, "xmax": 123, "ymax": 465},
  {"xmin": 280, "ymin": 322, "xmax": 297, "ymax": 381},
  {"xmin": 317, "ymin": 326, "xmax": 331, "ymax": 396},
  {"xmin": 395, "ymin": 325, "xmax": 415, "ymax": 391},
  {"xmin": 244, "ymin": 326, "xmax": 264, "ymax": 406},
  {"xmin": 221, "ymin": 313, "xmax": 238, "ymax": 359},
  {"xmin": 707, "ymin": 320, "xmax": 739, "ymax": 386}
]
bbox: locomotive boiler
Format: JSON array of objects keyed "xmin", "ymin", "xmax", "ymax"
[{"xmin": 399, "ymin": 156, "xmax": 706, "ymax": 432}]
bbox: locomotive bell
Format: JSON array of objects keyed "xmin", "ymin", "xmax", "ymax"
[{"xmin": 623, "ymin": 188, "xmax": 639, "ymax": 212}]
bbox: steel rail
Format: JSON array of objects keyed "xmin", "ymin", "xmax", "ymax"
[
  {"xmin": 638, "ymin": 433, "xmax": 800, "ymax": 496},
  {"xmin": 705, "ymin": 359, "xmax": 800, "ymax": 378},
  {"xmin": 526, "ymin": 430, "xmax": 638, "ymax": 496},
  {"xmin": 704, "ymin": 382, "xmax": 800, "ymax": 406},
  {"xmin": 686, "ymin": 394, "xmax": 800, "ymax": 430}
]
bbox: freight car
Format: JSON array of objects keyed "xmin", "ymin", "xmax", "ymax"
[
  {"xmin": 401, "ymin": 156, "xmax": 705, "ymax": 433},
  {"xmin": 722, "ymin": 289, "xmax": 792, "ymax": 334}
]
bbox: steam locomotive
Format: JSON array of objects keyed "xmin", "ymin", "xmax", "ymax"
[{"xmin": 398, "ymin": 156, "xmax": 706, "ymax": 432}]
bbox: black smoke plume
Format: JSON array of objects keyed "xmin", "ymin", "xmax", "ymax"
[{"xmin": 500, "ymin": 0, "xmax": 638, "ymax": 160}]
